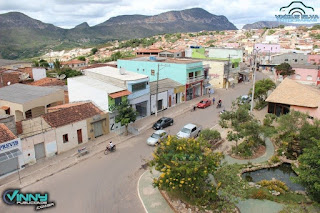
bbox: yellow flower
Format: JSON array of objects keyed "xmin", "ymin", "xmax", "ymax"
[
  {"xmin": 188, "ymin": 178, "xmax": 191, "ymax": 181},
  {"xmin": 172, "ymin": 186, "xmax": 175, "ymax": 189},
  {"xmin": 180, "ymin": 180, "xmax": 184, "ymax": 184},
  {"xmin": 179, "ymin": 184, "xmax": 182, "ymax": 187}
]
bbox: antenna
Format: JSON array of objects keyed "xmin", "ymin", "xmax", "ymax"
[
  {"xmin": 57, "ymin": 74, "xmax": 66, "ymax": 80},
  {"xmin": 7, "ymin": 81, "xmax": 11, "ymax": 86},
  {"xmin": 119, "ymin": 67, "xmax": 126, "ymax": 75},
  {"xmin": 19, "ymin": 73, "xmax": 30, "ymax": 81}
]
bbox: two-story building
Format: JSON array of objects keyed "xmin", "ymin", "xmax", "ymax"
[
  {"xmin": 118, "ymin": 57, "xmax": 204, "ymax": 101},
  {"xmin": 270, "ymin": 53, "xmax": 308, "ymax": 65},
  {"xmin": 61, "ymin": 59, "xmax": 87, "ymax": 70},
  {"xmin": 290, "ymin": 64, "xmax": 320, "ymax": 86},
  {"xmin": 207, "ymin": 48, "xmax": 243, "ymax": 62},
  {"xmin": 254, "ymin": 43, "xmax": 281, "ymax": 54},
  {"xmin": 0, "ymin": 84, "xmax": 65, "ymax": 121},
  {"xmin": 308, "ymin": 54, "xmax": 320, "ymax": 65}
]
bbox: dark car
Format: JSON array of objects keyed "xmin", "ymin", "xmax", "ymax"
[{"xmin": 152, "ymin": 117, "xmax": 174, "ymax": 130}]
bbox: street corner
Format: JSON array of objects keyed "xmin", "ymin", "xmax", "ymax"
[{"xmin": 138, "ymin": 170, "xmax": 174, "ymax": 213}]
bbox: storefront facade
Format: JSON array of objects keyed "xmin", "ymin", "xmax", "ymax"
[{"xmin": 0, "ymin": 138, "xmax": 24, "ymax": 176}]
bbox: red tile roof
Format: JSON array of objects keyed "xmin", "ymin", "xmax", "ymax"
[
  {"xmin": 30, "ymin": 78, "xmax": 65, "ymax": 86},
  {"xmin": 109, "ymin": 90, "xmax": 131, "ymax": 98},
  {"xmin": 135, "ymin": 48, "xmax": 162, "ymax": 53},
  {"xmin": 0, "ymin": 123, "xmax": 17, "ymax": 143},
  {"xmin": 0, "ymin": 106, "xmax": 10, "ymax": 110},
  {"xmin": 42, "ymin": 102, "xmax": 103, "ymax": 128},
  {"xmin": 61, "ymin": 59, "xmax": 85, "ymax": 65}
]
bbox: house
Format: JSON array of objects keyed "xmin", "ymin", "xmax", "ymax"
[
  {"xmin": 290, "ymin": 64, "xmax": 320, "ymax": 86},
  {"xmin": 270, "ymin": 53, "xmax": 308, "ymax": 65},
  {"xmin": 207, "ymin": 48, "xmax": 243, "ymax": 62},
  {"xmin": 0, "ymin": 84, "xmax": 65, "ymax": 121},
  {"xmin": 265, "ymin": 35, "xmax": 279, "ymax": 44},
  {"xmin": 135, "ymin": 48, "xmax": 162, "ymax": 56},
  {"xmin": 266, "ymin": 78, "xmax": 320, "ymax": 119},
  {"xmin": 118, "ymin": 57, "xmax": 204, "ymax": 101},
  {"xmin": 158, "ymin": 50, "xmax": 184, "ymax": 58},
  {"xmin": 308, "ymin": 55, "xmax": 320, "ymax": 65},
  {"xmin": 68, "ymin": 67, "xmax": 150, "ymax": 132},
  {"xmin": 61, "ymin": 59, "xmax": 87, "ymax": 70},
  {"xmin": 20, "ymin": 102, "xmax": 109, "ymax": 164},
  {"xmin": 149, "ymin": 78, "xmax": 184, "ymax": 114},
  {"xmin": 0, "ymin": 59, "xmax": 32, "ymax": 69},
  {"xmin": 254, "ymin": 43, "xmax": 281, "ymax": 53},
  {"xmin": 0, "ymin": 69, "xmax": 21, "ymax": 87},
  {"xmin": 0, "ymin": 123, "xmax": 24, "ymax": 177}
]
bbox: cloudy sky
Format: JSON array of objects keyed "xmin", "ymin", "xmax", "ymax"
[{"xmin": 0, "ymin": 0, "xmax": 319, "ymax": 29}]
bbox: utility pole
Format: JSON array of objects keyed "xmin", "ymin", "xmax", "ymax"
[
  {"xmin": 226, "ymin": 54, "xmax": 231, "ymax": 89},
  {"xmin": 155, "ymin": 64, "xmax": 160, "ymax": 117},
  {"xmin": 250, "ymin": 50, "xmax": 260, "ymax": 114}
]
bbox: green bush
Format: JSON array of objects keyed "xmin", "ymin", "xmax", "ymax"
[
  {"xmin": 251, "ymin": 189, "xmax": 268, "ymax": 199},
  {"xmin": 270, "ymin": 155, "xmax": 280, "ymax": 164},
  {"xmin": 258, "ymin": 179, "xmax": 288, "ymax": 194},
  {"xmin": 199, "ymin": 129, "xmax": 221, "ymax": 145}
]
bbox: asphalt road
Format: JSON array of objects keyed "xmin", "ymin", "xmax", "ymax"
[{"xmin": 1, "ymin": 72, "xmax": 266, "ymax": 213}]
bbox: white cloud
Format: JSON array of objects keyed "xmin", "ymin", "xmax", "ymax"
[{"xmin": 0, "ymin": 0, "xmax": 319, "ymax": 28}]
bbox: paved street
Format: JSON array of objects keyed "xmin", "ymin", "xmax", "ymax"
[{"xmin": 0, "ymin": 72, "xmax": 266, "ymax": 213}]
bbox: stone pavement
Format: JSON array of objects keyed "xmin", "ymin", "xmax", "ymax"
[{"xmin": 237, "ymin": 199, "xmax": 283, "ymax": 213}]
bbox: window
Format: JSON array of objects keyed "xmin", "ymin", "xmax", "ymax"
[
  {"xmin": 307, "ymin": 75, "xmax": 312, "ymax": 81},
  {"xmin": 115, "ymin": 97, "xmax": 122, "ymax": 105},
  {"xmin": 284, "ymin": 59, "xmax": 288, "ymax": 61},
  {"xmin": 25, "ymin": 110, "xmax": 32, "ymax": 119},
  {"xmin": 295, "ymin": 74, "xmax": 301, "ymax": 80},
  {"xmin": 137, "ymin": 68, "xmax": 139, "ymax": 71},
  {"xmin": 191, "ymin": 127, "xmax": 196, "ymax": 132},
  {"xmin": 63, "ymin": 134, "xmax": 69, "ymax": 143},
  {"xmin": 132, "ymin": 82, "xmax": 147, "ymax": 92},
  {"xmin": 294, "ymin": 59, "xmax": 297, "ymax": 62},
  {"xmin": 5, "ymin": 108, "xmax": 10, "ymax": 115},
  {"xmin": 151, "ymin": 69, "xmax": 155, "ymax": 75},
  {"xmin": 143, "ymin": 69, "xmax": 145, "ymax": 72}
]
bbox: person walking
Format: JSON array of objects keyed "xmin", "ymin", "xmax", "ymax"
[
  {"xmin": 212, "ymin": 97, "xmax": 215, "ymax": 105},
  {"xmin": 208, "ymin": 88, "xmax": 211, "ymax": 98}
]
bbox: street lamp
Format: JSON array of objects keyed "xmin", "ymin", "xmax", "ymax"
[
  {"xmin": 250, "ymin": 49, "xmax": 261, "ymax": 114},
  {"xmin": 155, "ymin": 63, "xmax": 170, "ymax": 117}
]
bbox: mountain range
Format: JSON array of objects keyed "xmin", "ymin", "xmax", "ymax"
[
  {"xmin": 242, "ymin": 21, "xmax": 318, "ymax": 29},
  {"xmin": 0, "ymin": 8, "xmax": 237, "ymax": 60}
]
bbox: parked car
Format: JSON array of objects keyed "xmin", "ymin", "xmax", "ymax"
[
  {"xmin": 152, "ymin": 117, "xmax": 174, "ymax": 130},
  {"xmin": 197, "ymin": 99, "xmax": 212, "ymax": 108},
  {"xmin": 176, "ymin": 123, "xmax": 202, "ymax": 139},
  {"xmin": 147, "ymin": 130, "xmax": 168, "ymax": 146},
  {"xmin": 239, "ymin": 95, "xmax": 251, "ymax": 104}
]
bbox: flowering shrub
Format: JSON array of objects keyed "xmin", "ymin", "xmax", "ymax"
[
  {"xmin": 251, "ymin": 189, "xmax": 268, "ymax": 199},
  {"xmin": 149, "ymin": 136, "xmax": 223, "ymax": 207},
  {"xmin": 258, "ymin": 179, "xmax": 288, "ymax": 194}
]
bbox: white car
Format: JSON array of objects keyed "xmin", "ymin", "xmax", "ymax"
[
  {"xmin": 176, "ymin": 123, "xmax": 202, "ymax": 139},
  {"xmin": 147, "ymin": 130, "xmax": 168, "ymax": 146}
]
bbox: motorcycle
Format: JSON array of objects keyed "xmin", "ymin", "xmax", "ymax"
[
  {"xmin": 104, "ymin": 145, "xmax": 116, "ymax": 155},
  {"xmin": 191, "ymin": 105, "xmax": 197, "ymax": 112},
  {"xmin": 216, "ymin": 102, "xmax": 222, "ymax": 108}
]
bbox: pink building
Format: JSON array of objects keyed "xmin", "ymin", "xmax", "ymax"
[
  {"xmin": 291, "ymin": 65, "xmax": 320, "ymax": 86},
  {"xmin": 225, "ymin": 43, "xmax": 240, "ymax": 48},
  {"xmin": 266, "ymin": 78, "xmax": 320, "ymax": 119},
  {"xmin": 307, "ymin": 55, "xmax": 320, "ymax": 65},
  {"xmin": 254, "ymin": 43, "xmax": 281, "ymax": 53}
]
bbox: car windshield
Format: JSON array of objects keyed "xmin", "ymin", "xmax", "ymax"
[
  {"xmin": 181, "ymin": 128, "xmax": 190, "ymax": 134},
  {"xmin": 151, "ymin": 133, "xmax": 160, "ymax": 139},
  {"xmin": 199, "ymin": 100, "xmax": 204, "ymax": 103},
  {"xmin": 157, "ymin": 119, "xmax": 164, "ymax": 124}
]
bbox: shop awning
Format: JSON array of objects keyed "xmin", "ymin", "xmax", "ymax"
[
  {"xmin": 204, "ymin": 83, "xmax": 213, "ymax": 89},
  {"xmin": 0, "ymin": 148, "xmax": 22, "ymax": 163}
]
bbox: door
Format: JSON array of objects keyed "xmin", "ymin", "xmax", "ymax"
[
  {"xmin": 93, "ymin": 121, "xmax": 103, "ymax": 138},
  {"xmin": 35, "ymin": 143, "xmax": 45, "ymax": 160},
  {"xmin": 0, "ymin": 157, "xmax": 19, "ymax": 176},
  {"xmin": 169, "ymin": 96, "xmax": 172, "ymax": 107},
  {"xmin": 157, "ymin": 100, "xmax": 162, "ymax": 111},
  {"xmin": 77, "ymin": 129, "xmax": 83, "ymax": 144}
]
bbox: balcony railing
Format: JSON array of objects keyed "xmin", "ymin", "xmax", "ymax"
[{"xmin": 187, "ymin": 75, "xmax": 205, "ymax": 84}]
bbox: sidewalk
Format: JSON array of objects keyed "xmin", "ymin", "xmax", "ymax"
[{"xmin": 0, "ymin": 132, "xmax": 132, "ymax": 190}]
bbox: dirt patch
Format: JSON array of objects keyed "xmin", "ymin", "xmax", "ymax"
[{"xmin": 230, "ymin": 145, "xmax": 266, "ymax": 160}]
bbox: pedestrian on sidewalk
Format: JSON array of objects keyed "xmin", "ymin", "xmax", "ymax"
[
  {"xmin": 212, "ymin": 97, "xmax": 215, "ymax": 105},
  {"xmin": 208, "ymin": 88, "xmax": 211, "ymax": 98}
]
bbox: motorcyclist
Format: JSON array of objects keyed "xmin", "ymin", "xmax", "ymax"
[
  {"xmin": 109, "ymin": 141, "xmax": 114, "ymax": 150},
  {"xmin": 218, "ymin": 99, "xmax": 222, "ymax": 107}
]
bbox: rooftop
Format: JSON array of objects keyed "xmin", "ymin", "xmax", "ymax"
[
  {"xmin": 69, "ymin": 76, "xmax": 125, "ymax": 94},
  {"xmin": 109, "ymin": 90, "xmax": 131, "ymax": 99},
  {"xmin": 85, "ymin": 66, "xmax": 148, "ymax": 81},
  {"xmin": 135, "ymin": 48, "xmax": 162, "ymax": 53},
  {"xmin": 43, "ymin": 102, "xmax": 102, "ymax": 128},
  {"xmin": 291, "ymin": 64, "xmax": 320, "ymax": 69},
  {"xmin": 149, "ymin": 78, "xmax": 183, "ymax": 95},
  {"xmin": 30, "ymin": 77, "xmax": 66, "ymax": 86},
  {"xmin": 126, "ymin": 57, "xmax": 201, "ymax": 64},
  {"xmin": 61, "ymin": 59, "xmax": 85, "ymax": 65},
  {"xmin": 0, "ymin": 84, "xmax": 63, "ymax": 104},
  {"xmin": 0, "ymin": 123, "xmax": 16, "ymax": 143},
  {"xmin": 266, "ymin": 78, "xmax": 320, "ymax": 108},
  {"xmin": 0, "ymin": 59, "xmax": 31, "ymax": 67}
]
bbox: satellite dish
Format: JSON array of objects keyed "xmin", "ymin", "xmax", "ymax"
[
  {"xmin": 19, "ymin": 73, "xmax": 30, "ymax": 81},
  {"xmin": 56, "ymin": 74, "xmax": 66, "ymax": 80},
  {"xmin": 7, "ymin": 81, "xmax": 11, "ymax": 86},
  {"xmin": 119, "ymin": 67, "xmax": 126, "ymax": 75}
]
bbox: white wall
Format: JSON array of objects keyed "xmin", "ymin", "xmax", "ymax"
[
  {"xmin": 55, "ymin": 120, "xmax": 88, "ymax": 153},
  {"xmin": 150, "ymin": 91, "xmax": 168, "ymax": 114},
  {"xmin": 130, "ymin": 93, "xmax": 151, "ymax": 116},
  {"xmin": 68, "ymin": 78, "xmax": 109, "ymax": 111},
  {"xmin": 32, "ymin": 68, "xmax": 46, "ymax": 81}
]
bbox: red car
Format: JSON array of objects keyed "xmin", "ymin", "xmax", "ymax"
[{"xmin": 197, "ymin": 99, "xmax": 212, "ymax": 108}]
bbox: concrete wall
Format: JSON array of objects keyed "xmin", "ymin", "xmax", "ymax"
[
  {"xmin": 20, "ymin": 117, "xmax": 52, "ymax": 138},
  {"xmin": 308, "ymin": 55, "xmax": 320, "ymax": 65},
  {"xmin": 150, "ymin": 91, "xmax": 168, "ymax": 114},
  {"xmin": 206, "ymin": 61, "xmax": 225, "ymax": 89},
  {"xmin": 291, "ymin": 105, "xmax": 320, "ymax": 120},
  {"xmin": 31, "ymin": 106, "xmax": 45, "ymax": 118},
  {"xmin": 271, "ymin": 53, "xmax": 308, "ymax": 65},
  {"xmin": 129, "ymin": 93, "xmax": 151, "ymax": 116},
  {"xmin": 55, "ymin": 120, "xmax": 88, "ymax": 153},
  {"xmin": 208, "ymin": 48, "xmax": 243, "ymax": 61},
  {"xmin": 32, "ymin": 68, "xmax": 46, "ymax": 81},
  {"xmin": 21, "ymin": 130, "xmax": 57, "ymax": 165},
  {"xmin": 68, "ymin": 78, "xmax": 109, "ymax": 111},
  {"xmin": 0, "ymin": 114, "xmax": 17, "ymax": 135}
]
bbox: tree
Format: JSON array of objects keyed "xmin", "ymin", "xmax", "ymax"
[
  {"xmin": 199, "ymin": 129, "xmax": 221, "ymax": 147},
  {"xmin": 249, "ymin": 79, "xmax": 276, "ymax": 109},
  {"xmin": 39, "ymin": 59, "xmax": 49, "ymax": 68},
  {"xmin": 294, "ymin": 138, "xmax": 320, "ymax": 202},
  {"xmin": 279, "ymin": 25, "xmax": 285, "ymax": 29},
  {"xmin": 77, "ymin": 56, "xmax": 86, "ymax": 61},
  {"xmin": 114, "ymin": 100, "xmax": 138, "ymax": 135},
  {"xmin": 275, "ymin": 63, "xmax": 295, "ymax": 78},
  {"xmin": 111, "ymin": 51, "xmax": 122, "ymax": 61},
  {"xmin": 91, "ymin": 48, "xmax": 98, "ymax": 55},
  {"xmin": 53, "ymin": 59, "xmax": 61, "ymax": 71},
  {"xmin": 149, "ymin": 136, "xmax": 223, "ymax": 208},
  {"xmin": 32, "ymin": 60, "xmax": 39, "ymax": 67}
]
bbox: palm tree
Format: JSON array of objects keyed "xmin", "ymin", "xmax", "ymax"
[{"xmin": 53, "ymin": 59, "xmax": 61, "ymax": 71}]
